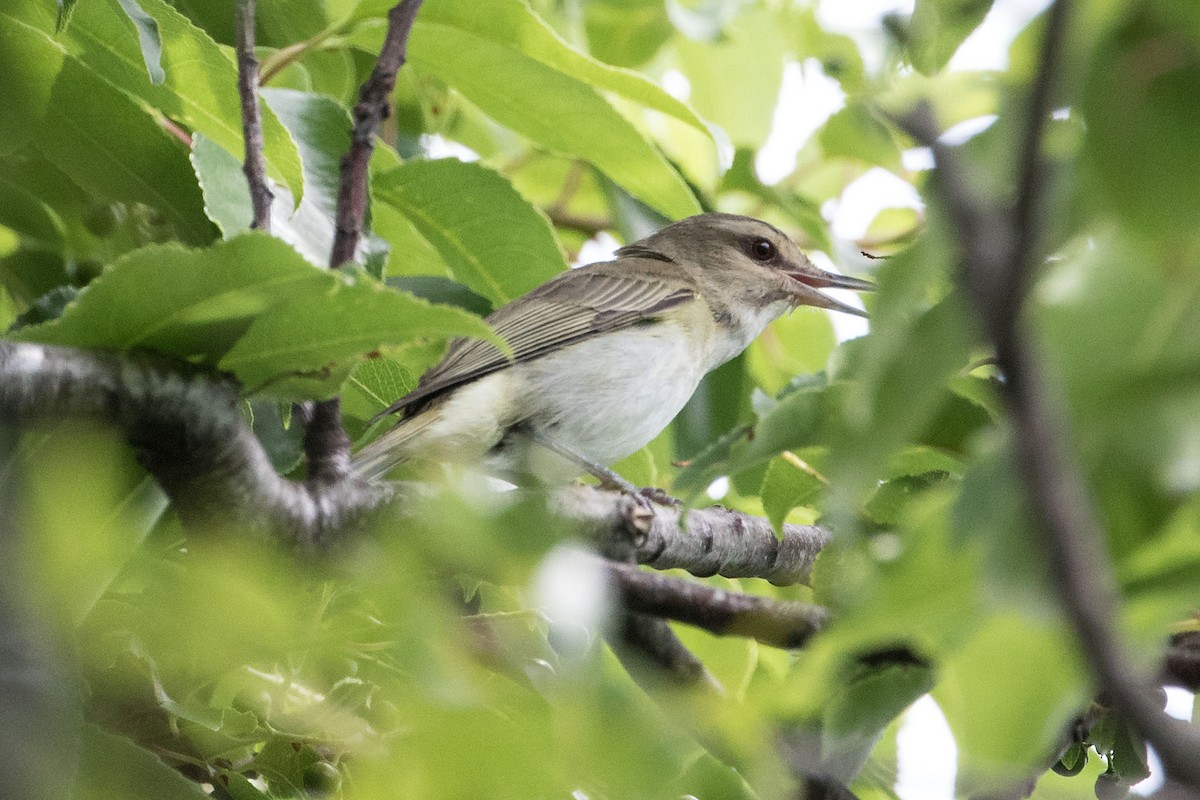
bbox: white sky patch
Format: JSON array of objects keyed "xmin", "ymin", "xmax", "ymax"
[
  {"xmin": 756, "ymin": 59, "xmax": 846, "ymax": 186},
  {"xmin": 827, "ymin": 167, "xmax": 924, "ymax": 241},
  {"xmin": 895, "ymin": 695, "xmax": 957, "ymax": 800},
  {"xmin": 531, "ymin": 545, "xmax": 611, "ymax": 634},
  {"xmin": 420, "ymin": 133, "xmax": 480, "ymax": 162},
  {"xmin": 706, "ymin": 476, "xmax": 730, "ymax": 501},
  {"xmin": 902, "ymin": 146, "xmax": 935, "ymax": 172},
  {"xmin": 574, "ymin": 231, "xmax": 621, "ymax": 267},
  {"xmin": 661, "ymin": 68, "xmax": 692, "ymax": 101},
  {"xmin": 948, "ymin": 0, "xmax": 1056, "ymax": 72},
  {"xmin": 940, "ymin": 115, "xmax": 999, "ymax": 145}
]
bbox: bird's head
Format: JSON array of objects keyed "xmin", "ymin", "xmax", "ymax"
[{"xmin": 617, "ymin": 213, "xmax": 873, "ymax": 317}]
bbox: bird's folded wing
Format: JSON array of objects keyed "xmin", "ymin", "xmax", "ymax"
[{"xmin": 373, "ymin": 264, "xmax": 696, "ymax": 419}]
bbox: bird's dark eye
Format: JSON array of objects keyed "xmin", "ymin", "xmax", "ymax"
[{"xmin": 749, "ymin": 237, "xmax": 776, "ymax": 261}]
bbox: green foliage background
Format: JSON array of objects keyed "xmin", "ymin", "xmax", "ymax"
[{"xmin": 3, "ymin": 0, "xmax": 1200, "ymax": 798}]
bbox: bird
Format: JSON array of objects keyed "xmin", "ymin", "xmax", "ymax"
[{"xmin": 353, "ymin": 213, "xmax": 872, "ymax": 485}]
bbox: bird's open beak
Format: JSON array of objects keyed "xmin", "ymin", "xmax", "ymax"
[{"xmin": 783, "ymin": 263, "xmax": 875, "ymax": 318}]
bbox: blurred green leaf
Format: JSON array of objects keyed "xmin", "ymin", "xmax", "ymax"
[
  {"xmin": 1082, "ymin": 3, "xmax": 1200, "ymax": 236},
  {"xmin": 418, "ymin": 0, "xmax": 711, "ymax": 134},
  {"xmin": 584, "ymin": 0, "xmax": 673, "ymax": 68},
  {"xmin": 75, "ymin": 723, "xmax": 210, "ymax": 800},
  {"xmin": 935, "ymin": 614, "xmax": 1088, "ymax": 796},
  {"xmin": 908, "ymin": 0, "xmax": 994, "ymax": 75},
  {"xmin": 760, "ymin": 452, "xmax": 826, "ymax": 532},
  {"xmin": 819, "ymin": 102, "xmax": 902, "ymax": 170},
  {"xmin": 676, "ymin": 6, "xmax": 786, "ymax": 148}
]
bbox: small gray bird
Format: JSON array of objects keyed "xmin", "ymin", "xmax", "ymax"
[{"xmin": 354, "ymin": 213, "xmax": 871, "ymax": 483}]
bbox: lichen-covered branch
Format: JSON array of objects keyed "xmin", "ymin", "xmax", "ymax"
[
  {"xmin": 0, "ymin": 342, "xmax": 823, "ymax": 581},
  {"xmin": 550, "ymin": 485, "xmax": 830, "ymax": 586}
]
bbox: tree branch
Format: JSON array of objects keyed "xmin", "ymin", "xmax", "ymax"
[
  {"xmin": 0, "ymin": 342, "xmax": 822, "ymax": 580},
  {"xmin": 551, "ymin": 485, "xmax": 829, "ymax": 586},
  {"xmin": 329, "ymin": 0, "xmax": 423, "ymax": 268},
  {"xmin": 307, "ymin": 0, "xmax": 425, "ymax": 485},
  {"xmin": 234, "ymin": 0, "xmax": 272, "ymax": 231},
  {"xmin": 605, "ymin": 561, "xmax": 828, "ymax": 648},
  {"xmin": 896, "ymin": 0, "xmax": 1200, "ymax": 788},
  {"xmin": 0, "ymin": 342, "xmax": 388, "ymax": 547}
]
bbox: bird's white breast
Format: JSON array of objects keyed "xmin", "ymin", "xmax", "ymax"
[{"xmin": 505, "ymin": 297, "xmax": 792, "ymax": 476}]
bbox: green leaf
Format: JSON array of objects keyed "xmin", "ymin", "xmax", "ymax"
[
  {"xmin": 75, "ymin": 723, "xmax": 210, "ymax": 800},
  {"xmin": 415, "ymin": 0, "xmax": 709, "ymax": 134},
  {"xmin": 1082, "ymin": 5, "xmax": 1200, "ymax": 236},
  {"xmin": 220, "ymin": 274, "xmax": 493, "ymax": 392},
  {"xmin": 190, "ymin": 132, "xmax": 256, "ymax": 237},
  {"xmin": 115, "ymin": 0, "xmax": 165, "ymax": 84},
  {"xmin": 761, "ymin": 453, "xmax": 826, "ymax": 533},
  {"xmin": 14, "ymin": 0, "xmax": 305, "ymax": 203},
  {"xmin": 908, "ymin": 0, "xmax": 994, "ymax": 75},
  {"xmin": 36, "ymin": 60, "xmax": 214, "ymax": 245},
  {"xmin": 676, "ymin": 6, "xmax": 786, "ymax": 147},
  {"xmin": 408, "ymin": 22, "xmax": 702, "ymax": 220},
  {"xmin": 11, "ymin": 234, "xmax": 328, "ymax": 361},
  {"xmin": 373, "ymin": 159, "xmax": 567, "ymax": 305},
  {"xmin": 584, "ymin": 0, "xmax": 673, "ymax": 68},
  {"xmin": 342, "ymin": 353, "xmax": 421, "ymax": 420},
  {"xmin": 0, "ymin": 13, "xmax": 64, "ymax": 154},
  {"xmin": 0, "ymin": 178, "xmax": 67, "ymax": 248},
  {"xmin": 819, "ymin": 102, "xmax": 902, "ymax": 170},
  {"xmin": 822, "ymin": 662, "xmax": 934, "ymax": 780},
  {"xmin": 935, "ymin": 614, "xmax": 1088, "ymax": 795},
  {"xmin": 260, "ymin": 88, "xmax": 352, "ymax": 264}
]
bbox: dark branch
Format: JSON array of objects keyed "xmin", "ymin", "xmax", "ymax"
[
  {"xmin": 897, "ymin": 0, "xmax": 1200, "ymax": 788},
  {"xmin": 235, "ymin": 0, "xmax": 272, "ymax": 230},
  {"xmin": 606, "ymin": 561, "xmax": 828, "ymax": 648},
  {"xmin": 608, "ymin": 612, "xmax": 718, "ymax": 690},
  {"xmin": 0, "ymin": 342, "xmax": 388, "ymax": 546},
  {"xmin": 329, "ymin": 0, "xmax": 424, "ymax": 268},
  {"xmin": 309, "ymin": 0, "xmax": 425, "ymax": 484}
]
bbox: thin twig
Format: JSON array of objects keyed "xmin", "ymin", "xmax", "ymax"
[
  {"xmin": 235, "ymin": 0, "xmax": 272, "ymax": 230},
  {"xmin": 329, "ymin": 0, "xmax": 424, "ymax": 268},
  {"xmin": 898, "ymin": 0, "xmax": 1200, "ymax": 787},
  {"xmin": 308, "ymin": 0, "xmax": 425, "ymax": 485},
  {"xmin": 605, "ymin": 561, "xmax": 828, "ymax": 649}
]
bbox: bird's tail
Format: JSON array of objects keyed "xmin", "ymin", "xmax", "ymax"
[{"xmin": 351, "ymin": 412, "xmax": 438, "ymax": 481}]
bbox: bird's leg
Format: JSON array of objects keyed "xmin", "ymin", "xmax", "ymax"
[
  {"xmin": 516, "ymin": 428, "xmax": 680, "ymax": 509},
  {"xmin": 519, "ymin": 427, "xmax": 640, "ymax": 494}
]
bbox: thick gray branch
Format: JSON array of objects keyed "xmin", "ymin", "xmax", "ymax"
[
  {"xmin": 0, "ymin": 342, "xmax": 825, "ymax": 581},
  {"xmin": 550, "ymin": 485, "xmax": 829, "ymax": 586},
  {"xmin": 0, "ymin": 342, "xmax": 388, "ymax": 547}
]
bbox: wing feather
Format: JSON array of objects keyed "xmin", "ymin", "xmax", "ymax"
[{"xmin": 373, "ymin": 263, "xmax": 696, "ymax": 419}]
